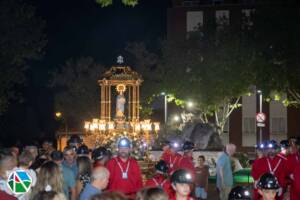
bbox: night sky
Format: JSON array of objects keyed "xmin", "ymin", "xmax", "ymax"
[{"xmin": 1, "ymin": 0, "xmax": 169, "ymax": 146}]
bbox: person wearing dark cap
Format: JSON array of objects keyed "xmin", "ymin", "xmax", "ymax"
[
  {"xmin": 161, "ymin": 140, "xmax": 182, "ymax": 175},
  {"xmin": 50, "ymin": 150, "xmax": 76, "ymax": 200},
  {"xmin": 106, "ymin": 137, "xmax": 143, "ymax": 198},
  {"xmin": 77, "ymin": 145, "xmax": 90, "ymax": 157},
  {"xmin": 177, "ymin": 141, "xmax": 196, "ymax": 179},
  {"xmin": 92, "ymin": 147, "xmax": 110, "ymax": 168},
  {"xmin": 251, "ymin": 140, "xmax": 287, "ymax": 200},
  {"xmin": 257, "ymin": 173, "xmax": 280, "ymax": 200},
  {"xmin": 170, "ymin": 169, "xmax": 194, "ymax": 200},
  {"xmin": 145, "ymin": 160, "xmax": 172, "ymax": 197},
  {"xmin": 68, "ymin": 135, "xmax": 83, "ymax": 149},
  {"xmin": 228, "ymin": 186, "xmax": 252, "ymax": 200}
]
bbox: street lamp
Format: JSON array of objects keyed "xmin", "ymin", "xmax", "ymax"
[
  {"xmin": 55, "ymin": 112, "xmax": 68, "ymax": 134},
  {"xmin": 55, "ymin": 112, "xmax": 62, "ymax": 118},
  {"xmin": 161, "ymin": 92, "xmax": 168, "ymax": 124},
  {"xmin": 173, "ymin": 115, "xmax": 180, "ymax": 122},
  {"xmin": 257, "ymin": 90, "xmax": 263, "ymax": 144},
  {"xmin": 187, "ymin": 101, "xmax": 194, "ymax": 109}
]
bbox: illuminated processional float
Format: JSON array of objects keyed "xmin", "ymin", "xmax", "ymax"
[{"xmin": 79, "ymin": 56, "xmax": 160, "ymax": 158}]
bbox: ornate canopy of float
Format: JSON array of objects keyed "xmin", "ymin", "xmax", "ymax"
[{"xmin": 83, "ymin": 56, "xmax": 160, "ymax": 149}]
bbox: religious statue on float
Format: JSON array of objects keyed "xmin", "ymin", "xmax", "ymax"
[{"xmin": 116, "ymin": 84, "xmax": 126, "ymax": 119}]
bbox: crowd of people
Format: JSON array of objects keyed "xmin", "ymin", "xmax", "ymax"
[
  {"xmin": 215, "ymin": 137, "xmax": 300, "ymax": 200},
  {"xmin": 0, "ymin": 135, "xmax": 299, "ymax": 200},
  {"xmin": 250, "ymin": 137, "xmax": 300, "ymax": 200}
]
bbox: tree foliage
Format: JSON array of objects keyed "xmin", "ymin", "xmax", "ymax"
[
  {"xmin": 0, "ymin": 0, "xmax": 46, "ymax": 114},
  {"xmin": 127, "ymin": 20, "xmax": 255, "ymax": 133},
  {"xmin": 50, "ymin": 57, "xmax": 106, "ymax": 128},
  {"xmin": 248, "ymin": 1, "xmax": 300, "ymax": 105},
  {"xmin": 125, "ymin": 42, "xmax": 162, "ymax": 118},
  {"xmin": 95, "ymin": 0, "xmax": 138, "ymax": 7}
]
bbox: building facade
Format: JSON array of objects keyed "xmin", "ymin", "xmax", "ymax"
[{"xmin": 167, "ymin": 0, "xmax": 300, "ymax": 151}]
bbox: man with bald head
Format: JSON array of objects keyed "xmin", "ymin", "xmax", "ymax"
[
  {"xmin": 216, "ymin": 143, "xmax": 236, "ymax": 200},
  {"xmin": 79, "ymin": 166, "xmax": 110, "ymax": 200}
]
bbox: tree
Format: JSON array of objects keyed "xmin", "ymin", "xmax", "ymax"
[
  {"xmin": 126, "ymin": 20, "xmax": 255, "ymax": 134},
  {"xmin": 161, "ymin": 23, "xmax": 255, "ymax": 134},
  {"xmin": 50, "ymin": 57, "xmax": 106, "ymax": 129},
  {"xmin": 125, "ymin": 42, "xmax": 162, "ymax": 118},
  {"xmin": 0, "ymin": 0, "xmax": 46, "ymax": 114},
  {"xmin": 248, "ymin": 1, "xmax": 300, "ymax": 105}
]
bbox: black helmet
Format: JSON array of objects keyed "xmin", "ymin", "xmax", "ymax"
[
  {"xmin": 257, "ymin": 173, "xmax": 280, "ymax": 190},
  {"xmin": 162, "ymin": 140, "xmax": 171, "ymax": 146},
  {"xmin": 280, "ymin": 140, "xmax": 289, "ymax": 149},
  {"xmin": 171, "ymin": 169, "xmax": 193, "ymax": 184},
  {"xmin": 183, "ymin": 141, "xmax": 194, "ymax": 151},
  {"xmin": 170, "ymin": 141, "xmax": 181, "ymax": 150},
  {"xmin": 255, "ymin": 143, "xmax": 265, "ymax": 150},
  {"xmin": 50, "ymin": 150, "xmax": 64, "ymax": 161},
  {"xmin": 265, "ymin": 140, "xmax": 279, "ymax": 149},
  {"xmin": 117, "ymin": 137, "xmax": 132, "ymax": 149},
  {"xmin": 68, "ymin": 135, "xmax": 82, "ymax": 146},
  {"xmin": 155, "ymin": 160, "xmax": 169, "ymax": 173},
  {"xmin": 228, "ymin": 186, "xmax": 252, "ymax": 200},
  {"xmin": 92, "ymin": 147, "xmax": 108, "ymax": 161},
  {"xmin": 76, "ymin": 145, "xmax": 89, "ymax": 155}
]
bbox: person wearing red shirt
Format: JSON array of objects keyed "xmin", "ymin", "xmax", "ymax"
[
  {"xmin": 251, "ymin": 140, "xmax": 287, "ymax": 200},
  {"xmin": 288, "ymin": 137, "xmax": 298, "ymax": 155},
  {"xmin": 289, "ymin": 138, "xmax": 300, "ymax": 200},
  {"xmin": 106, "ymin": 137, "xmax": 143, "ymax": 198},
  {"xmin": 255, "ymin": 143, "xmax": 265, "ymax": 159},
  {"xmin": 161, "ymin": 141, "xmax": 182, "ymax": 175},
  {"xmin": 145, "ymin": 160, "xmax": 172, "ymax": 197},
  {"xmin": 257, "ymin": 173, "xmax": 280, "ymax": 200},
  {"xmin": 277, "ymin": 140, "xmax": 292, "ymax": 196},
  {"xmin": 161, "ymin": 140, "xmax": 171, "ymax": 160},
  {"xmin": 92, "ymin": 147, "xmax": 110, "ymax": 168},
  {"xmin": 287, "ymin": 137, "xmax": 300, "ymax": 175},
  {"xmin": 0, "ymin": 191, "xmax": 17, "ymax": 200},
  {"xmin": 252, "ymin": 142, "xmax": 266, "ymax": 199},
  {"xmin": 277, "ymin": 140, "xmax": 290, "ymax": 162},
  {"xmin": 170, "ymin": 169, "xmax": 195, "ymax": 200},
  {"xmin": 177, "ymin": 141, "xmax": 196, "ymax": 179}
]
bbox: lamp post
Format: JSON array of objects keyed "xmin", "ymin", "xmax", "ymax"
[
  {"xmin": 257, "ymin": 90, "xmax": 263, "ymax": 144},
  {"xmin": 161, "ymin": 92, "xmax": 168, "ymax": 124}
]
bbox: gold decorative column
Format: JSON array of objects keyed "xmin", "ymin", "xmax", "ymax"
[
  {"xmin": 100, "ymin": 84, "xmax": 105, "ymax": 120},
  {"xmin": 137, "ymin": 84, "xmax": 140, "ymax": 121},
  {"xmin": 108, "ymin": 85, "xmax": 111, "ymax": 121},
  {"xmin": 128, "ymin": 86, "xmax": 131, "ymax": 120},
  {"xmin": 132, "ymin": 85, "xmax": 137, "ymax": 121}
]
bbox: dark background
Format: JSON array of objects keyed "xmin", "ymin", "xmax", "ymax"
[{"xmin": 0, "ymin": 0, "xmax": 169, "ymax": 146}]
